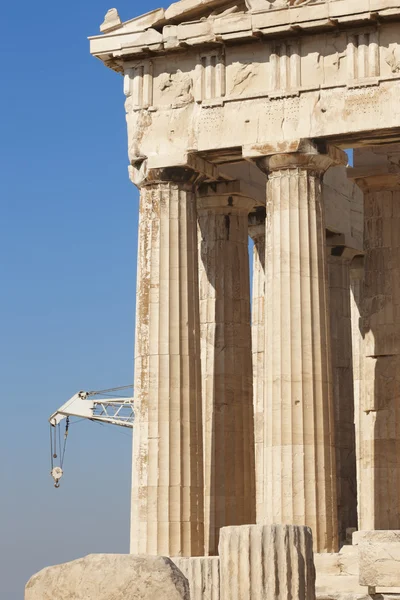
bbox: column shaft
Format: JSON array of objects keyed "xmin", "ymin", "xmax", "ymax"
[
  {"xmin": 359, "ymin": 187, "xmax": 400, "ymax": 529},
  {"xmin": 131, "ymin": 179, "xmax": 204, "ymax": 556},
  {"xmin": 249, "ymin": 212, "xmax": 266, "ymax": 522},
  {"xmin": 350, "ymin": 257, "xmax": 370, "ymax": 531},
  {"xmin": 328, "ymin": 253, "xmax": 357, "ymax": 544},
  {"xmin": 197, "ymin": 193, "xmax": 255, "ymax": 556},
  {"xmin": 260, "ymin": 157, "xmax": 338, "ymax": 552}
]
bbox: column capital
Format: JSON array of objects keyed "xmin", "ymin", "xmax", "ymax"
[
  {"xmin": 350, "ymin": 255, "xmax": 365, "ymax": 271},
  {"xmin": 347, "ymin": 169, "xmax": 400, "ymax": 192},
  {"xmin": 248, "ymin": 208, "xmax": 266, "ymax": 242},
  {"xmin": 197, "ymin": 180, "xmax": 255, "ymax": 213},
  {"xmin": 326, "ymin": 233, "xmax": 364, "ymax": 261},
  {"xmin": 129, "ymin": 155, "xmax": 220, "ymax": 189},
  {"xmin": 252, "ymin": 140, "xmax": 346, "ymax": 175},
  {"xmin": 350, "ymin": 144, "xmax": 400, "ymax": 192}
]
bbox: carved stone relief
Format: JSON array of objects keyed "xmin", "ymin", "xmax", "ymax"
[
  {"xmin": 230, "ymin": 62, "xmax": 258, "ymax": 95},
  {"xmin": 386, "ymin": 48, "xmax": 400, "ymax": 74},
  {"xmin": 158, "ymin": 70, "xmax": 194, "ymax": 107}
]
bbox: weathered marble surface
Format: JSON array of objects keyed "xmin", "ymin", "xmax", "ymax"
[
  {"xmin": 219, "ymin": 525, "xmax": 316, "ymax": 600},
  {"xmin": 197, "ymin": 187, "xmax": 255, "ymax": 556},
  {"xmin": 131, "ymin": 172, "xmax": 204, "ymax": 557},
  {"xmin": 257, "ymin": 145, "xmax": 345, "ymax": 553},
  {"xmin": 25, "ymin": 555, "xmax": 190, "ymax": 600},
  {"xmin": 350, "ymin": 147, "xmax": 400, "ymax": 532},
  {"xmin": 357, "ymin": 531, "xmax": 400, "ymax": 587},
  {"xmin": 90, "ymin": 0, "xmax": 400, "ymax": 169},
  {"xmin": 172, "ymin": 557, "xmax": 220, "ymax": 600}
]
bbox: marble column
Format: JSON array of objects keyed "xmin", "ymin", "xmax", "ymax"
[
  {"xmin": 130, "ymin": 167, "xmax": 204, "ymax": 557},
  {"xmin": 248, "ymin": 209, "xmax": 266, "ymax": 523},
  {"xmin": 257, "ymin": 146, "xmax": 343, "ymax": 552},
  {"xmin": 351, "ymin": 164, "xmax": 400, "ymax": 530},
  {"xmin": 197, "ymin": 182, "xmax": 256, "ymax": 556},
  {"xmin": 349, "ymin": 256, "xmax": 369, "ymax": 531},
  {"xmin": 327, "ymin": 246, "xmax": 358, "ymax": 545}
]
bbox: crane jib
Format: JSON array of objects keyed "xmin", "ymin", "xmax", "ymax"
[{"xmin": 49, "ymin": 388, "xmax": 134, "ymax": 488}]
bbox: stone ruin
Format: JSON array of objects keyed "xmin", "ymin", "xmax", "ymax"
[{"xmin": 26, "ymin": 0, "xmax": 400, "ymax": 599}]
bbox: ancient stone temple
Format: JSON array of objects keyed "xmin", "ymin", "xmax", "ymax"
[{"xmin": 25, "ymin": 1, "xmax": 400, "ymax": 599}]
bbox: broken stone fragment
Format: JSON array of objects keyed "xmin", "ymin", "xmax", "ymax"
[
  {"xmin": 100, "ymin": 8, "xmax": 122, "ymax": 33},
  {"xmin": 25, "ymin": 554, "xmax": 190, "ymax": 600}
]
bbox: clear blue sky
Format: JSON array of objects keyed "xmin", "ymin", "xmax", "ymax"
[{"xmin": 0, "ymin": 2, "xmax": 162, "ymax": 598}]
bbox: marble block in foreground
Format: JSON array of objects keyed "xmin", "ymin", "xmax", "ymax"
[
  {"xmin": 25, "ymin": 554, "xmax": 190, "ymax": 600},
  {"xmin": 355, "ymin": 531, "xmax": 400, "ymax": 588}
]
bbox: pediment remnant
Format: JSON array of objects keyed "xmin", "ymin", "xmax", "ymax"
[{"xmin": 97, "ymin": 0, "xmax": 325, "ymax": 36}]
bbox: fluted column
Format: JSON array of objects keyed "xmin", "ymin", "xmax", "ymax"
[
  {"xmin": 197, "ymin": 183, "xmax": 256, "ymax": 556},
  {"xmin": 219, "ymin": 524, "xmax": 315, "ymax": 600},
  {"xmin": 257, "ymin": 146, "xmax": 344, "ymax": 552},
  {"xmin": 350, "ymin": 167, "xmax": 400, "ymax": 530},
  {"xmin": 248, "ymin": 209, "xmax": 266, "ymax": 523},
  {"xmin": 350, "ymin": 256, "xmax": 369, "ymax": 531},
  {"xmin": 327, "ymin": 248, "xmax": 358, "ymax": 545},
  {"xmin": 130, "ymin": 167, "xmax": 204, "ymax": 557}
]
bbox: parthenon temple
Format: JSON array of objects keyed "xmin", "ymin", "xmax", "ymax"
[{"xmin": 25, "ymin": 1, "xmax": 400, "ymax": 599}]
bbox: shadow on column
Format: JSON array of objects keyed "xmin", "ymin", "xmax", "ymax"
[
  {"xmin": 328, "ymin": 242, "xmax": 358, "ymax": 546},
  {"xmin": 198, "ymin": 200, "xmax": 256, "ymax": 556}
]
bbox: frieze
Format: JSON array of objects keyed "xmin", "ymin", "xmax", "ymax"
[{"xmin": 121, "ymin": 20, "xmax": 400, "ymax": 115}]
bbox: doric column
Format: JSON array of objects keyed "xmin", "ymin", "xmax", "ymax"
[
  {"xmin": 350, "ymin": 154, "xmax": 400, "ymax": 530},
  {"xmin": 248, "ymin": 209, "xmax": 266, "ymax": 523},
  {"xmin": 257, "ymin": 143, "xmax": 345, "ymax": 552},
  {"xmin": 327, "ymin": 242, "xmax": 358, "ymax": 545},
  {"xmin": 129, "ymin": 165, "xmax": 204, "ymax": 557},
  {"xmin": 197, "ymin": 181, "xmax": 256, "ymax": 556},
  {"xmin": 349, "ymin": 256, "xmax": 369, "ymax": 531}
]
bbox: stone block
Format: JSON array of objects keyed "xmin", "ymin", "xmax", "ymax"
[
  {"xmin": 173, "ymin": 557, "xmax": 220, "ymax": 600},
  {"xmin": 314, "ymin": 553, "xmax": 340, "ymax": 577},
  {"xmin": 25, "ymin": 554, "xmax": 190, "ymax": 600},
  {"xmin": 357, "ymin": 531, "xmax": 400, "ymax": 587},
  {"xmin": 354, "ymin": 530, "xmax": 400, "ymax": 545},
  {"xmin": 314, "ymin": 548, "xmax": 366, "ymax": 596},
  {"xmin": 338, "ymin": 546, "xmax": 359, "ymax": 577},
  {"xmin": 316, "ymin": 573, "xmax": 365, "ymax": 596},
  {"xmin": 219, "ymin": 524, "xmax": 315, "ymax": 600}
]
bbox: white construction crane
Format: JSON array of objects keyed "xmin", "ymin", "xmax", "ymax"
[{"xmin": 48, "ymin": 386, "xmax": 134, "ymax": 488}]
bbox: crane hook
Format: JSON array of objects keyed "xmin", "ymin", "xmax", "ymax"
[{"xmin": 51, "ymin": 466, "xmax": 63, "ymax": 488}]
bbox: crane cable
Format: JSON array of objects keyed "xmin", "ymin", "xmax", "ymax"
[
  {"xmin": 49, "ymin": 417, "xmax": 69, "ymax": 489},
  {"xmin": 86, "ymin": 385, "xmax": 133, "ymax": 396}
]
